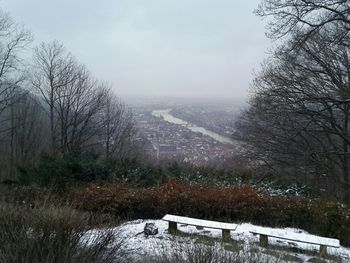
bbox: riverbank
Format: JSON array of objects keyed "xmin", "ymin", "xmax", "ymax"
[{"xmin": 151, "ymin": 109, "xmax": 236, "ymax": 145}]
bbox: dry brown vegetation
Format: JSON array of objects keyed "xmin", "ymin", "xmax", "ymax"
[{"xmin": 73, "ymin": 179, "xmax": 350, "ymax": 246}]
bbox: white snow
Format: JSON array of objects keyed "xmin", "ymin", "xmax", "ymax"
[
  {"xmin": 82, "ymin": 219, "xmax": 350, "ymax": 262},
  {"xmin": 250, "ymin": 227, "xmax": 340, "ymax": 247},
  {"xmin": 163, "ymin": 214, "xmax": 237, "ymax": 230}
]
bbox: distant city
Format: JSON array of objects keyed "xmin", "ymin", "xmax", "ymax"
[{"xmin": 131, "ymin": 98, "xmax": 244, "ymax": 166}]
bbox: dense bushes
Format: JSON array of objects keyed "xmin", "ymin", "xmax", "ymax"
[
  {"xmin": 17, "ymin": 153, "xmax": 307, "ymax": 196},
  {"xmin": 18, "ymin": 153, "xmax": 115, "ymax": 187},
  {"xmin": 73, "ymin": 180, "xmax": 350, "ymax": 246},
  {"xmin": 17, "ymin": 154, "xmax": 168, "ymax": 188},
  {"xmin": 73, "ymin": 180, "xmax": 262, "ymax": 220}
]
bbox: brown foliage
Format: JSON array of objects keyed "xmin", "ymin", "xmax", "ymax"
[{"xmin": 73, "ymin": 179, "xmax": 350, "ymax": 246}]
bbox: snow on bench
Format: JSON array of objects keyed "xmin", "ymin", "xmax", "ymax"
[
  {"xmin": 250, "ymin": 227, "xmax": 340, "ymax": 256},
  {"xmin": 162, "ymin": 214, "xmax": 237, "ymax": 241}
]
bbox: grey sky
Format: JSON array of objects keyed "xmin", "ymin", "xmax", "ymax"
[{"xmin": 1, "ymin": 0, "xmax": 270, "ymax": 99}]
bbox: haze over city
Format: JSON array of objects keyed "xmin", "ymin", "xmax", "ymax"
[
  {"xmin": 1, "ymin": 1, "xmax": 349, "ymax": 262},
  {"xmin": 2, "ymin": 0, "xmax": 270, "ymax": 99}
]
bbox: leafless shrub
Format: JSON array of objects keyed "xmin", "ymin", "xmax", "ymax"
[{"xmin": 0, "ymin": 201, "xmax": 127, "ymax": 263}]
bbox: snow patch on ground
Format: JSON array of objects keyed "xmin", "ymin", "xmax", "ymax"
[{"xmin": 83, "ymin": 219, "xmax": 350, "ymax": 262}]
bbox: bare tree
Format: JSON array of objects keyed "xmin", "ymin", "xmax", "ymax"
[
  {"xmin": 100, "ymin": 90, "xmax": 136, "ymax": 159},
  {"xmin": 32, "ymin": 41, "xmax": 131, "ymax": 156},
  {"xmin": 0, "ymin": 91, "xmax": 49, "ymax": 178},
  {"xmin": 256, "ymin": 0, "xmax": 350, "ymax": 45},
  {"xmin": 235, "ymin": 29, "xmax": 350, "ymax": 198},
  {"xmin": 32, "ymin": 41, "xmax": 77, "ymax": 153},
  {"xmin": 12, "ymin": 93, "xmax": 48, "ymax": 166},
  {"xmin": 0, "ymin": 9, "xmax": 31, "ymax": 116}
]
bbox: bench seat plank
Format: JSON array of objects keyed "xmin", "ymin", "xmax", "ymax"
[
  {"xmin": 162, "ymin": 215, "xmax": 237, "ymax": 231},
  {"xmin": 250, "ymin": 228, "xmax": 340, "ymax": 248}
]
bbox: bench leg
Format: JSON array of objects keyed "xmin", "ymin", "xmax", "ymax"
[
  {"xmin": 222, "ymin": 229, "xmax": 231, "ymax": 242},
  {"xmin": 259, "ymin": 234, "xmax": 268, "ymax": 247},
  {"xmin": 320, "ymin": 245, "xmax": 327, "ymax": 257},
  {"xmin": 168, "ymin": 221, "xmax": 177, "ymax": 234}
]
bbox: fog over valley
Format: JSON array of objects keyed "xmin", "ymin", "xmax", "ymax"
[
  {"xmin": 1, "ymin": 1, "xmax": 350, "ymax": 262},
  {"xmin": 2, "ymin": 0, "xmax": 270, "ymax": 100}
]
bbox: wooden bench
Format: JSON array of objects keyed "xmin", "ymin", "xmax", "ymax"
[
  {"xmin": 162, "ymin": 214, "xmax": 237, "ymax": 242},
  {"xmin": 250, "ymin": 228, "xmax": 340, "ymax": 256}
]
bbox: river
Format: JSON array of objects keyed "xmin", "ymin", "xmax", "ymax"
[{"xmin": 151, "ymin": 109, "xmax": 235, "ymax": 145}]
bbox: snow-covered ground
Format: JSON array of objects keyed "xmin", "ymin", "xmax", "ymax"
[{"xmin": 83, "ymin": 219, "xmax": 350, "ymax": 262}]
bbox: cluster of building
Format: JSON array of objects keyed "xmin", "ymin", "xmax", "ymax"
[{"xmin": 135, "ymin": 111, "xmax": 235, "ymax": 166}]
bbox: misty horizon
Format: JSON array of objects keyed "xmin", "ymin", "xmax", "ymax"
[{"xmin": 1, "ymin": 0, "xmax": 270, "ymax": 100}]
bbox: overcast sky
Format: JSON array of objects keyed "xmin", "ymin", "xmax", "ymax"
[{"xmin": 1, "ymin": 0, "xmax": 271, "ymax": 100}]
